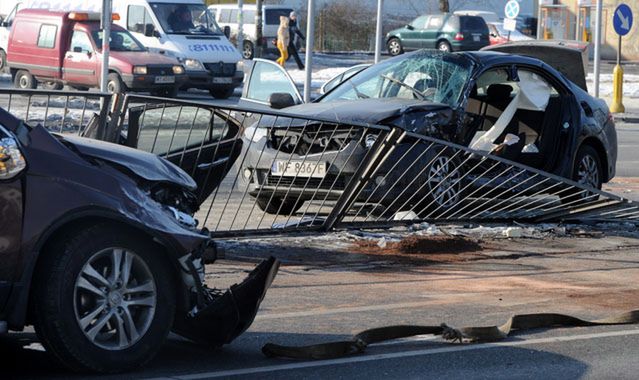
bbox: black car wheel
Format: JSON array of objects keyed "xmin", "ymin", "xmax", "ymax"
[
  {"xmin": 209, "ymin": 87, "xmax": 235, "ymax": 99},
  {"xmin": 0, "ymin": 49, "xmax": 7, "ymax": 72},
  {"xmin": 256, "ymin": 196, "xmax": 304, "ymax": 215},
  {"xmin": 242, "ymin": 41, "xmax": 254, "ymax": 60},
  {"xmin": 387, "ymin": 38, "xmax": 403, "ymax": 56},
  {"xmin": 14, "ymin": 70, "xmax": 37, "ymax": 89},
  {"xmin": 416, "ymin": 154, "xmax": 463, "ymax": 215},
  {"xmin": 573, "ymin": 145, "xmax": 602, "ymax": 190},
  {"xmin": 33, "ymin": 223, "xmax": 176, "ymax": 373},
  {"xmin": 437, "ymin": 40, "xmax": 452, "ymax": 53},
  {"xmin": 107, "ymin": 73, "xmax": 126, "ymax": 94},
  {"xmin": 70, "ymin": 85, "xmax": 90, "ymax": 91}
]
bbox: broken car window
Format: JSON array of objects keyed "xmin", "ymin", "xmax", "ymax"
[{"xmin": 321, "ymin": 51, "xmax": 473, "ymax": 108}]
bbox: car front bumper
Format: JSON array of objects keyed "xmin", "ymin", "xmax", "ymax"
[{"xmin": 121, "ymin": 73, "xmax": 187, "ymax": 91}]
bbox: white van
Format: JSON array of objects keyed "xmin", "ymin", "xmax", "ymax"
[
  {"xmin": 208, "ymin": 4, "xmax": 293, "ymax": 60},
  {"xmin": 1, "ymin": 0, "xmax": 243, "ymax": 98},
  {"xmin": 0, "ymin": 1, "xmax": 23, "ymax": 72}
]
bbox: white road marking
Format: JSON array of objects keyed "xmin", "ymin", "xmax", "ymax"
[{"xmin": 148, "ymin": 328, "xmax": 639, "ymax": 379}]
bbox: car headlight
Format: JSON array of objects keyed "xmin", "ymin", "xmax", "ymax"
[
  {"xmin": 172, "ymin": 65, "xmax": 185, "ymax": 74},
  {"xmin": 364, "ymin": 133, "xmax": 378, "ymax": 149},
  {"xmin": 0, "ymin": 126, "xmax": 27, "ymax": 180},
  {"xmin": 133, "ymin": 65, "xmax": 147, "ymax": 75},
  {"xmin": 183, "ymin": 58, "xmax": 205, "ymax": 71},
  {"xmin": 244, "ymin": 126, "xmax": 268, "ymax": 143}
]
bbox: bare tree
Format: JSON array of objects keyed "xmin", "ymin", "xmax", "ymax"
[{"xmin": 439, "ymin": 0, "xmax": 449, "ymax": 13}]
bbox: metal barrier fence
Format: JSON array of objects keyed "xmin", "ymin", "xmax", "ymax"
[
  {"xmin": 0, "ymin": 89, "xmax": 111, "ymax": 136},
  {"xmin": 2, "ymin": 90, "xmax": 637, "ymax": 236},
  {"xmin": 114, "ymin": 94, "xmax": 639, "ymax": 237}
]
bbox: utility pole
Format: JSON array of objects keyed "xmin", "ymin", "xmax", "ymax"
[
  {"xmin": 100, "ymin": 0, "xmax": 112, "ymax": 93},
  {"xmin": 374, "ymin": 0, "xmax": 383, "ymax": 63},
  {"xmin": 593, "ymin": 0, "xmax": 603, "ymax": 97},
  {"xmin": 238, "ymin": 0, "xmax": 244, "ymax": 56},
  {"xmin": 256, "ymin": 0, "xmax": 263, "ymax": 58},
  {"xmin": 303, "ymin": 0, "xmax": 315, "ymax": 102}
]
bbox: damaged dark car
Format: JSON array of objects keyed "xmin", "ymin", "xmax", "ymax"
[
  {"xmin": 0, "ymin": 107, "xmax": 278, "ymax": 372},
  {"xmin": 236, "ymin": 45, "xmax": 616, "ymax": 215}
]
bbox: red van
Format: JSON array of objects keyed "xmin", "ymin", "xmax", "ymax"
[{"xmin": 6, "ymin": 9, "xmax": 186, "ymax": 96}]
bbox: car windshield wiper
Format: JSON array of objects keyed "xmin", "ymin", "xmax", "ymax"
[
  {"xmin": 380, "ymin": 74, "xmax": 427, "ymax": 100},
  {"xmin": 348, "ymin": 80, "xmax": 369, "ymax": 99}
]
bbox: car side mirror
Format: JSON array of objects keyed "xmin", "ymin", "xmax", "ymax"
[
  {"xmin": 406, "ymin": 24, "xmax": 414, "ymax": 30},
  {"xmin": 269, "ymin": 92, "xmax": 295, "ymax": 109},
  {"xmin": 73, "ymin": 46, "xmax": 82, "ymax": 53},
  {"xmin": 144, "ymin": 23, "xmax": 156, "ymax": 37},
  {"xmin": 223, "ymin": 25, "xmax": 231, "ymax": 38}
]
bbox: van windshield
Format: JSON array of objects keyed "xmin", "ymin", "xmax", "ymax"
[
  {"xmin": 92, "ymin": 30, "xmax": 145, "ymax": 52},
  {"xmin": 150, "ymin": 2, "xmax": 223, "ymax": 35}
]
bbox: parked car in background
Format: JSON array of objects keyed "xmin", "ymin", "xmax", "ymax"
[
  {"xmin": 516, "ymin": 15, "xmax": 538, "ymax": 37},
  {"xmin": 209, "ymin": 3, "xmax": 294, "ymax": 59},
  {"xmin": 386, "ymin": 13, "xmax": 489, "ymax": 56},
  {"xmin": 6, "ymin": 9, "xmax": 185, "ymax": 95},
  {"xmin": 236, "ymin": 43, "xmax": 615, "ymax": 215},
  {"xmin": 454, "ymin": 10, "xmax": 499, "ymax": 24},
  {"xmin": 488, "ymin": 22, "xmax": 534, "ymax": 45}
]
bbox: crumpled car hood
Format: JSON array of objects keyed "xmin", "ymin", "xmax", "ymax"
[
  {"xmin": 60, "ymin": 134, "xmax": 197, "ymax": 190},
  {"xmin": 283, "ymin": 98, "xmax": 451, "ymax": 125}
]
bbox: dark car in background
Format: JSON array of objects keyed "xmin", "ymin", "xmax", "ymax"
[{"xmin": 386, "ymin": 13, "xmax": 489, "ymax": 55}]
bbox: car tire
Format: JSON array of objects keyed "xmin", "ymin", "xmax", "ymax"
[
  {"xmin": 107, "ymin": 73, "xmax": 126, "ymax": 94},
  {"xmin": 242, "ymin": 41, "xmax": 254, "ymax": 60},
  {"xmin": 32, "ymin": 223, "xmax": 176, "ymax": 373},
  {"xmin": 209, "ymin": 87, "xmax": 235, "ymax": 99},
  {"xmin": 0, "ymin": 49, "xmax": 7, "ymax": 72},
  {"xmin": 561, "ymin": 145, "xmax": 602, "ymax": 204},
  {"xmin": 42, "ymin": 81, "xmax": 64, "ymax": 91},
  {"xmin": 70, "ymin": 85, "xmax": 90, "ymax": 91},
  {"xmin": 14, "ymin": 70, "xmax": 37, "ymax": 89},
  {"xmin": 256, "ymin": 196, "xmax": 304, "ymax": 215},
  {"xmin": 415, "ymin": 153, "xmax": 464, "ymax": 216},
  {"xmin": 437, "ymin": 40, "xmax": 452, "ymax": 53},
  {"xmin": 387, "ymin": 38, "xmax": 403, "ymax": 56}
]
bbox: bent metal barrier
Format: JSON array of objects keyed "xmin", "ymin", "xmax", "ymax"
[
  {"xmin": 3, "ymin": 90, "xmax": 638, "ymax": 237},
  {"xmin": 113, "ymin": 95, "xmax": 639, "ymax": 237}
]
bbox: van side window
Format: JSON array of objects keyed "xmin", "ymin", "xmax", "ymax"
[
  {"xmin": 70, "ymin": 31, "xmax": 93, "ymax": 53},
  {"xmin": 219, "ymin": 9, "xmax": 232, "ymax": 23},
  {"xmin": 37, "ymin": 24, "xmax": 57, "ymax": 49},
  {"xmin": 128, "ymin": 5, "xmax": 152, "ymax": 33}
]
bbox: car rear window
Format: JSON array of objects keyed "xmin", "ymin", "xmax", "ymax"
[
  {"xmin": 460, "ymin": 16, "xmax": 487, "ymax": 32},
  {"xmin": 265, "ymin": 8, "xmax": 293, "ymax": 25}
]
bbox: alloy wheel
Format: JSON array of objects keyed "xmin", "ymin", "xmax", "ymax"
[
  {"xmin": 427, "ymin": 156, "xmax": 461, "ymax": 208},
  {"xmin": 388, "ymin": 40, "xmax": 401, "ymax": 55},
  {"xmin": 73, "ymin": 248, "xmax": 157, "ymax": 350},
  {"xmin": 576, "ymin": 154, "xmax": 600, "ymax": 190}
]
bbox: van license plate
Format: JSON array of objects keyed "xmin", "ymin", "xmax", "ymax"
[
  {"xmin": 155, "ymin": 76, "xmax": 175, "ymax": 84},
  {"xmin": 473, "ymin": 35, "xmax": 480, "ymax": 42},
  {"xmin": 213, "ymin": 77, "xmax": 233, "ymax": 84},
  {"xmin": 271, "ymin": 160, "xmax": 327, "ymax": 178}
]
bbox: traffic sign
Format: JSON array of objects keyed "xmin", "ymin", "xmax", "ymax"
[
  {"xmin": 505, "ymin": 0, "xmax": 520, "ymax": 19},
  {"xmin": 613, "ymin": 3, "xmax": 633, "ymax": 36},
  {"xmin": 503, "ymin": 18, "xmax": 517, "ymax": 32}
]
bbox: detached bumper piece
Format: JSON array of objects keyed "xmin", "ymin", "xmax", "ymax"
[{"xmin": 179, "ymin": 256, "xmax": 279, "ymax": 346}]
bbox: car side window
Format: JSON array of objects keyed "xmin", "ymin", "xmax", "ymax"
[
  {"xmin": 427, "ymin": 15, "xmax": 444, "ymax": 29},
  {"xmin": 127, "ymin": 5, "xmax": 153, "ymax": 34},
  {"xmin": 136, "ymin": 106, "xmax": 230, "ymax": 156},
  {"xmin": 37, "ymin": 24, "xmax": 57, "ymax": 49},
  {"xmin": 70, "ymin": 31, "xmax": 93, "ymax": 53},
  {"xmin": 410, "ymin": 15, "xmax": 429, "ymax": 29},
  {"xmin": 246, "ymin": 61, "xmax": 300, "ymax": 103}
]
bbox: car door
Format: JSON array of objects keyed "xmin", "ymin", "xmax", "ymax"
[
  {"xmin": 421, "ymin": 15, "xmax": 445, "ymax": 48},
  {"xmin": 239, "ymin": 58, "xmax": 303, "ymax": 110},
  {"xmin": 401, "ymin": 15, "xmax": 428, "ymax": 50},
  {"xmin": 63, "ymin": 30, "xmax": 98, "ymax": 86},
  {"xmin": 125, "ymin": 104, "xmax": 244, "ymax": 204}
]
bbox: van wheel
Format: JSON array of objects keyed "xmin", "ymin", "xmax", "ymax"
[
  {"xmin": 242, "ymin": 41, "xmax": 254, "ymax": 60},
  {"xmin": 14, "ymin": 70, "xmax": 37, "ymax": 89},
  {"xmin": 387, "ymin": 38, "xmax": 403, "ymax": 56},
  {"xmin": 32, "ymin": 223, "xmax": 176, "ymax": 373},
  {"xmin": 0, "ymin": 50, "xmax": 6, "ymax": 72},
  {"xmin": 437, "ymin": 40, "xmax": 452, "ymax": 52},
  {"xmin": 42, "ymin": 81, "xmax": 64, "ymax": 91},
  {"xmin": 209, "ymin": 87, "xmax": 235, "ymax": 99},
  {"xmin": 70, "ymin": 85, "xmax": 90, "ymax": 91},
  {"xmin": 107, "ymin": 73, "xmax": 126, "ymax": 94}
]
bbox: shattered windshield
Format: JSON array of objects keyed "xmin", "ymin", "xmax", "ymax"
[
  {"xmin": 321, "ymin": 51, "xmax": 474, "ymax": 107},
  {"xmin": 150, "ymin": 2, "xmax": 223, "ymax": 35}
]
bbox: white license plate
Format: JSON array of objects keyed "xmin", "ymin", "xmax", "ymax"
[
  {"xmin": 155, "ymin": 76, "xmax": 175, "ymax": 84},
  {"xmin": 271, "ymin": 160, "xmax": 327, "ymax": 178},
  {"xmin": 473, "ymin": 35, "xmax": 480, "ymax": 42},
  {"xmin": 213, "ymin": 77, "xmax": 233, "ymax": 84}
]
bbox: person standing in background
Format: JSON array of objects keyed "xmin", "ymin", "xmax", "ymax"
[
  {"xmin": 276, "ymin": 15, "xmax": 289, "ymax": 66},
  {"xmin": 287, "ymin": 11, "xmax": 305, "ymax": 70}
]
